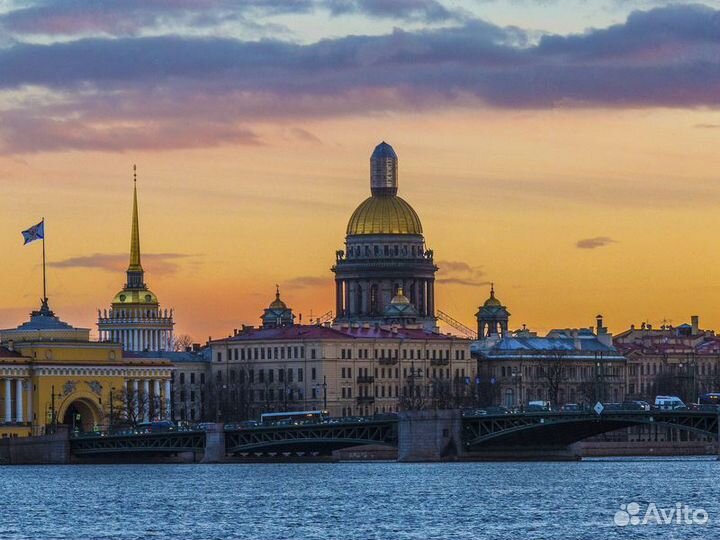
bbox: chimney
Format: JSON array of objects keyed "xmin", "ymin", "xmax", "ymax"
[
  {"xmin": 691, "ymin": 315, "xmax": 699, "ymax": 335},
  {"xmin": 596, "ymin": 314, "xmax": 604, "ymax": 334}
]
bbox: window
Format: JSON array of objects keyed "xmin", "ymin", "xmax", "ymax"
[
  {"xmin": 216, "ymin": 352, "xmax": 222, "ymax": 362},
  {"xmin": 341, "ymin": 367, "xmax": 346, "ymax": 378},
  {"xmin": 190, "ymin": 391, "xmax": 195, "ymax": 402},
  {"xmin": 216, "ymin": 371, "xmax": 222, "ymax": 382},
  {"xmin": 269, "ymin": 369, "xmax": 274, "ymax": 383},
  {"xmin": 200, "ymin": 374, "xmax": 205, "ymax": 384},
  {"xmin": 190, "ymin": 373, "xmax": 195, "ymax": 384},
  {"xmin": 279, "ymin": 370, "xmax": 285, "ymax": 383},
  {"xmin": 259, "ymin": 369, "xmax": 265, "ymax": 383},
  {"xmin": 311, "ymin": 367, "xmax": 316, "ymax": 380},
  {"xmin": 249, "ymin": 370, "xmax": 254, "ymax": 383},
  {"xmin": 341, "ymin": 349, "xmax": 346, "ymax": 360},
  {"xmin": 180, "ymin": 372, "xmax": 185, "ymax": 384},
  {"xmin": 234, "ymin": 349, "xmax": 239, "ymax": 361},
  {"xmin": 298, "ymin": 368, "xmax": 303, "ymax": 382},
  {"xmin": 311, "ymin": 349, "xmax": 316, "ymax": 360},
  {"xmin": 288, "ymin": 369, "xmax": 294, "ymax": 383}
]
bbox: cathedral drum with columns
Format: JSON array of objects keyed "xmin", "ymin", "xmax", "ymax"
[{"xmin": 332, "ymin": 142, "xmax": 438, "ymax": 329}]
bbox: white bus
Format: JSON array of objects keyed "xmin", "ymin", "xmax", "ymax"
[{"xmin": 260, "ymin": 410, "xmax": 328, "ymax": 425}]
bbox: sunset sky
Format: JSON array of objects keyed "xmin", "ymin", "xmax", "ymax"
[{"xmin": 2, "ymin": 0, "xmax": 720, "ymax": 341}]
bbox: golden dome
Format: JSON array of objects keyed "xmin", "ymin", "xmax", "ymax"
[
  {"xmin": 483, "ymin": 284, "xmax": 501, "ymax": 307},
  {"xmin": 112, "ymin": 288, "xmax": 158, "ymax": 305},
  {"xmin": 347, "ymin": 195, "xmax": 423, "ymax": 235},
  {"xmin": 391, "ymin": 288, "xmax": 411, "ymax": 305},
  {"xmin": 269, "ymin": 286, "xmax": 287, "ymax": 310}
]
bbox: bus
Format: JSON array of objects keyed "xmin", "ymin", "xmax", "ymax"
[
  {"xmin": 260, "ymin": 410, "xmax": 328, "ymax": 426},
  {"xmin": 698, "ymin": 393, "xmax": 720, "ymax": 411}
]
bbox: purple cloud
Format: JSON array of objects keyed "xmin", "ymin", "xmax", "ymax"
[
  {"xmin": 1, "ymin": 5, "xmax": 720, "ymax": 153},
  {"xmin": 576, "ymin": 237, "xmax": 617, "ymax": 249},
  {"xmin": 436, "ymin": 260, "xmax": 488, "ymax": 287},
  {"xmin": 48, "ymin": 252, "xmax": 194, "ymax": 275}
]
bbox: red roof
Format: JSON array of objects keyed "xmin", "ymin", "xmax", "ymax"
[{"xmin": 220, "ymin": 325, "xmax": 462, "ymax": 343}]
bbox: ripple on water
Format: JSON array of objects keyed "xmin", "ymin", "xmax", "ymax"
[{"xmin": 0, "ymin": 458, "xmax": 718, "ymax": 540}]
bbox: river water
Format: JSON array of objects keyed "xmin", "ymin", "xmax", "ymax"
[{"xmin": 0, "ymin": 458, "xmax": 717, "ymax": 539}]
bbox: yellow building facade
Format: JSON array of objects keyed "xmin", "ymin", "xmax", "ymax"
[{"xmin": 0, "ymin": 303, "xmax": 173, "ymax": 438}]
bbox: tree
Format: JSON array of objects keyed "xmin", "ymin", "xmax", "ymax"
[
  {"xmin": 104, "ymin": 388, "xmax": 155, "ymax": 429},
  {"xmin": 540, "ymin": 352, "xmax": 569, "ymax": 407},
  {"xmin": 172, "ymin": 333, "xmax": 194, "ymax": 352}
]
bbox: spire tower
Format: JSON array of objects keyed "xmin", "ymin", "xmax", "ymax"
[{"xmin": 127, "ymin": 165, "xmax": 144, "ymax": 289}]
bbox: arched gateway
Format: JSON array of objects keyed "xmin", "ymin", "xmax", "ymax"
[{"xmin": 60, "ymin": 398, "xmax": 103, "ymax": 432}]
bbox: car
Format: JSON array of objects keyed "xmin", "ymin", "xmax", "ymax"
[
  {"xmin": 135, "ymin": 420, "xmax": 176, "ymax": 433},
  {"xmin": 621, "ymin": 400, "xmax": 650, "ymax": 411},
  {"xmin": 654, "ymin": 395, "xmax": 686, "ymax": 411},
  {"xmin": 484, "ymin": 406, "xmax": 510, "ymax": 415},
  {"xmin": 527, "ymin": 400, "xmax": 551, "ymax": 412},
  {"xmin": 560, "ymin": 403, "xmax": 581, "ymax": 413}
]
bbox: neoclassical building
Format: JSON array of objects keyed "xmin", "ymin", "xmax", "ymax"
[
  {"xmin": 97, "ymin": 171, "xmax": 174, "ymax": 352},
  {"xmin": 210, "ymin": 292, "xmax": 474, "ymax": 419},
  {"xmin": 472, "ymin": 288, "xmax": 626, "ymax": 408},
  {"xmin": 332, "ymin": 142, "xmax": 438, "ymax": 329},
  {"xmin": 0, "ymin": 301, "xmax": 172, "ymax": 437}
]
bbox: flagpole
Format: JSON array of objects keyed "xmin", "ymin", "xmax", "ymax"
[{"xmin": 42, "ymin": 217, "xmax": 46, "ymax": 302}]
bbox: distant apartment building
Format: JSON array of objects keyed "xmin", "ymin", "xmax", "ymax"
[
  {"xmin": 472, "ymin": 288, "xmax": 626, "ymax": 408},
  {"xmin": 615, "ymin": 316, "xmax": 720, "ymax": 403}
]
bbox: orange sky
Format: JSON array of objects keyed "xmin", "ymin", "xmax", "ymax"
[{"xmin": 2, "ymin": 106, "xmax": 720, "ymax": 341}]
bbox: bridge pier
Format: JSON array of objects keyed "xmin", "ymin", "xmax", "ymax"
[
  {"xmin": 201, "ymin": 423, "xmax": 226, "ymax": 463},
  {"xmin": 398, "ymin": 410, "xmax": 464, "ymax": 462}
]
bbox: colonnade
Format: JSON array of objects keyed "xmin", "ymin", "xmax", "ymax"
[
  {"xmin": 1, "ymin": 378, "xmax": 31, "ymax": 424},
  {"xmin": 124, "ymin": 378, "xmax": 172, "ymax": 422},
  {"xmin": 97, "ymin": 328, "xmax": 173, "ymax": 352}
]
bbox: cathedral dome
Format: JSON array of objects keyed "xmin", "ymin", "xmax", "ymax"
[{"xmin": 346, "ymin": 195, "xmax": 423, "ymax": 235}]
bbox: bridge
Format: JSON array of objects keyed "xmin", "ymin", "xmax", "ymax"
[
  {"xmin": 462, "ymin": 410, "xmax": 719, "ymax": 451},
  {"xmin": 58, "ymin": 409, "xmax": 720, "ymax": 463}
]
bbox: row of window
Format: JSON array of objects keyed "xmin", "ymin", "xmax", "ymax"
[
  {"xmin": 218, "ymin": 346, "xmax": 317, "ymax": 363},
  {"xmin": 177, "ymin": 372, "xmax": 206, "ymax": 385},
  {"xmin": 219, "ymin": 346, "xmax": 467, "ymax": 363},
  {"xmin": 216, "ymin": 367, "xmax": 311, "ymax": 384},
  {"xmin": 346, "ymin": 243, "xmax": 425, "ymax": 258}
]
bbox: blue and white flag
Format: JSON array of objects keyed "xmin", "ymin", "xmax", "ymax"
[{"xmin": 22, "ymin": 220, "xmax": 44, "ymax": 245}]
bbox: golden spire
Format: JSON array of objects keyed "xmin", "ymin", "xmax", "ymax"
[{"xmin": 128, "ymin": 165, "xmax": 143, "ymax": 272}]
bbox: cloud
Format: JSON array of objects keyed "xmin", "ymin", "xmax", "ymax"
[
  {"xmin": 324, "ymin": 0, "xmax": 464, "ymax": 22},
  {"xmin": 0, "ymin": 0, "xmax": 458, "ymax": 37},
  {"xmin": 2, "ymin": 5, "xmax": 720, "ymax": 153},
  {"xmin": 48, "ymin": 252, "xmax": 193, "ymax": 275},
  {"xmin": 696, "ymin": 123, "xmax": 720, "ymax": 128},
  {"xmin": 288, "ymin": 127, "xmax": 322, "ymax": 144},
  {"xmin": 0, "ymin": 1, "xmax": 312, "ymax": 37},
  {"xmin": 576, "ymin": 236, "xmax": 616, "ymax": 249},
  {"xmin": 284, "ymin": 275, "xmax": 332, "ymax": 288},
  {"xmin": 436, "ymin": 260, "xmax": 488, "ymax": 287}
]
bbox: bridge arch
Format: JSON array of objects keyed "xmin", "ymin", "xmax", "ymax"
[{"xmin": 463, "ymin": 412, "xmax": 719, "ymax": 450}]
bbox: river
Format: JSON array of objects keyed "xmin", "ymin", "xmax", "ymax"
[{"xmin": 1, "ymin": 458, "xmax": 717, "ymax": 539}]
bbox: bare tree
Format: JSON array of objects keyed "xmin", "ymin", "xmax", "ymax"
[
  {"xmin": 539, "ymin": 353, "xmax": 569, "ymax": 407},
  {"xmin": 104, "ymin": 388, "xmax": 154, "ymax": 430},
  {"xmin": 172, "ymin": 333, "xmax": 195, "ymax": 352}
]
